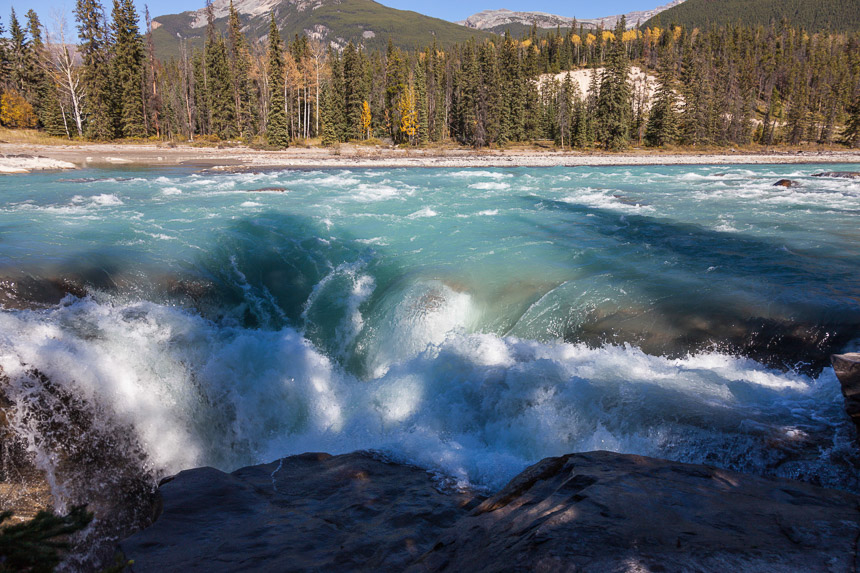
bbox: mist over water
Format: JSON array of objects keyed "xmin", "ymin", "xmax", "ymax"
[{"xmin": 1, "ymin": 164, "xmax": 859, "ymax": 512}]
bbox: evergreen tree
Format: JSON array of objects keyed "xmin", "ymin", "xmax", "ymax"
[
  {"xmin": 75, "ymin": 0, "xmax": 115, "ymax": 139},
  {"xmin": 416, "ymin": 59, "xmax": 429, "ymax": 145},
  {"xmin": 785, "ymin": 62, "xmax": 809, "ymax": 145},
  {"xmin": 385, "ymin": 39, "xmax": 408, "ymax": 141},
  {"xmin": 0, "ymin": 16, "xmax": 8, "ymax": 90},
  {"xmin": 227, "ymin": 0, "xmax": 257, "ymax": 138},
  {"xmin": 191, "ymin": 48, "xmax": 208, "ymax": 135},
  {"xmin": 595, "ymin": 17, "xmax": 632, "ymax": 149},
  {"xmin": 342, "ymin": 42, "xmax": 363, "ymax": 140},
  {"xmin": 111, "ymin": 0, "xmax": 146, "ymax": 138},
  {"xmin": 843, "ymin": 95, "xmax": 860, "ymax": 148},
  {"xmin": 645, "ymin": 56, "xmax": 679, "ymax": 147},
  {"xmin": 204, "ymin": 2, "xmax": 236, "ymax": 139},
  {"xmin": 266, "ymin": 13, "xmax": 289, "ymax": 148},
  {"xmin": 7, "ymin": 8, "xmax": 27, "ymax": 94},
  {"xmin": 25, "ymin": 9, "xmax": 65, "ymax": 136},
  {"xmin": 320, "ymin": 83, "xmax": 337, "ymax": 146}
]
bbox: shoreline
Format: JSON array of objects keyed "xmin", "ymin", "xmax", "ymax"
[{"xmin": 3, "ymin": 142, "xmax": 860, "ymax": 172}]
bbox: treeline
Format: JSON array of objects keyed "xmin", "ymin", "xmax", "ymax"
[
  {"xmin": 644, "ymin": 0, "xmax": 860, "ymax": 35},
  {"xmin": 1, "ymin": 1, "xmax": 860, "ymax": 149}
]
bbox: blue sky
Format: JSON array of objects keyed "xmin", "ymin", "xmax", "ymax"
[{"xmin": 1, "ymin": 0, "xmax": 657, "ymax": 29}]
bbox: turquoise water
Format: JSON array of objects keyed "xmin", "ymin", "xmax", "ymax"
[{"xmin": 1, "ymin": 164, "xmax": 859, "ymax": 499}]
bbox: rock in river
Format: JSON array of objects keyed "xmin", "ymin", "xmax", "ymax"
[
  {"xmin": 811, "ymin": 171, "xmax": 860, "ymax": 179},
  {"xmin": 832, "ymin": 352, "xmax": 860, "ymax": 441},
  {"xmin": 773, "ymin": 179, "xmax": 799, "ymax": 187},
  {"xmin": 119, "ymin": 450, "xmax": 860, "ymax": 572}
]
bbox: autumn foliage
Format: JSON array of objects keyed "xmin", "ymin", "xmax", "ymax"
[{"xmin": 0, "ymin": 90, "xmax": 37, "ymax": 128}]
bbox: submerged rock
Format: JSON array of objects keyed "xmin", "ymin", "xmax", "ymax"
[
  {"xmin": 812, "ymin": 171, "xmax": 860, "ymax": 179},
  {"xmin": 246, "ymin": 186, "xmax": 288, "ymax": 192},
  {"xmin": 0, "ymin": 275, "xmax": 88, "ymax": 309},
  {"xmin": 832, "ymin": 353, "xmax": 860, "ymax": 441},
  {"xmin": 120, "ymin": 451, "xmax": 860, "ymax": 572},
  {"xmin": 773, "ymin": 179, "xmax": 799, "ymax": 188}
]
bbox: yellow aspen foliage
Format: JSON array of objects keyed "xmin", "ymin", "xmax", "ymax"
[
  {"xmin": 0, "ymin": 90, "xmax": 37, "ymax": 129},
  {"xmin": 602, "ymin": 31, "xmax": 616, "ymax": 43},
  {"xmin": 673, "ymin": 26, "xmax": 683, "ymax": 42},
  {"xmin": 622, "ymin": 30, "xmax": 639, "ymax": 43},
  {"xmin": 585, "ymin": 34, "xmax": 597, "ymax": 47},
  {"xmin": 361, "ymin": 100, "xmax": 372, "ymax": 140},
  {"xmin": 398, "ymin": 87, "xmax": 417, "ymax": 143},
  {"xmin": 571, "ymin": 35, "xmax": 582, "ymax": 47}
]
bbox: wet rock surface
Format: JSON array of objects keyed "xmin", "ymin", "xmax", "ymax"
[
  {"xmin": 833, "ymin": 353, "xmax": 860, "ymax": 441},
  {"xmin": 120, "ymin": 450, "xmax": 860, "ymax": 572},
  {"xmin": 812, "ymin": 171, "xmax": 860, "ymax": 179},
  {"xmin": 773, "ymin": 179, "xmax": 799, "ymax": 187},
  {"xmin": 120, "ymin": 452, "xmax": 480, "ymax": 572}
]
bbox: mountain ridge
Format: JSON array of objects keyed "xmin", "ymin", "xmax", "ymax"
[
  {"xmin": 458, "ymin": 1, "xmax": 686, "ymax": 33},
  {"xmin": 150, "ymin": 0, "xmax": 492, "ymax": 59}
]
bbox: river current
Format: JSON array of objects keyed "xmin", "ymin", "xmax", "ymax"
[{"xmin": 1, "ymin": 164, "xmax": 858, "ymax": 509}]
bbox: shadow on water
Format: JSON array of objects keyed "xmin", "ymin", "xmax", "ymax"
[
  {"xmin": 521, "ymin": 196, "xmax": 860, "ymax": 373},
  {"xmin": 0, "ymin": 211, "xmax": 400, "ymax": 367}
]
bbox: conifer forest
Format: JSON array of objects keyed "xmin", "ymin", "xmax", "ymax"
[{"xmin": 2, "ymin": 0, "xmax": 860, "ymax": 150}]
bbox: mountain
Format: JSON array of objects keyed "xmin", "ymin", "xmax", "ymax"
[
  {"xmin": 643, "ymin": 0, "xmax": 860, "ymax": 32},
  {"xmin": 458, "ymin": 0, "xmax": 686, "ymax": 34},
  {"xmin": 150, "ymin": 0, "xmax": 492, "ymax": 60}
]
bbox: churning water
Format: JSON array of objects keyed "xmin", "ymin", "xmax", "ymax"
[{"xmin": 1, "ymin": 164, "xmax": 859, "ymax": 516}]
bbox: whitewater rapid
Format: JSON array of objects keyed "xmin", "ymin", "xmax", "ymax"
[{"xmin": 0, "ymin": 164, "xmax": 858, "ymax": 516}]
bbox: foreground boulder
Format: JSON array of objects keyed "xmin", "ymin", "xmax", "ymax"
[
  {"xmin": 120, "ymin": 451, "xmax": 860, "ymax": 572},
  {"xmin": 411, "ymin": 451, "xmax": 860, "ymax": 572},
  {"xmin": 833, "ymin": 353, "xmax": 860, "ymax": 441}
]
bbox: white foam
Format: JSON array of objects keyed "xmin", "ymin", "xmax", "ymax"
[
  {"xmin": 449, "ymin": 170, "xmax": 513, "ymax": 179},
  {"xmin": 561, "ymin": 188, "xmax": 654, "ymax": 214},
  {"xmin": 468, "ymin": 181, "xmax": 510, "ymax": 191},
  {"xmin": 87, "ymin": 194, "xmax": 124, "ymax": 207},
  {"xmin": 0, "ymin": 296, "xmax": 851, "ymax": 498},
  {"xmin": 407, "ymin": 206, "xmax": 438, "ymax": 219},
  {"xmin": 351, "ymin": 183, "xmax": 404, "ymax": 202}
]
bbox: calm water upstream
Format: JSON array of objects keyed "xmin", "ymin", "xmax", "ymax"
[{"xmin": 1, "ymin": 164, "xmax": 859, "ymax": 502}]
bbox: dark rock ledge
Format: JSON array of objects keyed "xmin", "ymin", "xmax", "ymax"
[
  {"xmin": 833, "ymin": 353, "xmax": 860, "ymax": 442},
  {"xmin": 119, "ymin": 450, "xmax": 860, "ymax": 572}
]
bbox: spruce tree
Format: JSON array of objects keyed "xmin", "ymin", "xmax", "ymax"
[
  {"xmin": 595, "ymin": 17, "xmax": 632, "ymax": 149},
  {"xmin": 266, "ymin": 13, "xmax": 289, "ymax": 148},
  {"xmin": 7, "ymin": 8, "xmax": 27, "ymax": 94},
  {"xmin": 416, "ymin": 59, "xmax": 429, "ymax": 145},
  {"xmin": 328, "ymin": 49, "xmax": 347, "ymax": 141},
  {"xmin": 25, "ymin": 9, "xmax": 66, "ymax": 136},
  {"xmin": 385, "ymin": 39, "xmax": 408, "ymax": 141},
  {"xmin": 842, "ymin": 95, "xmax": 860, "ymax": 148},
  {"xmin": 111, "ymin": 0, "xmax": 146, "ymax": 138},
  {"xmin": 645, "ymin": 57, "xmax": 679, "ymax": 147},
  {"xmin": 75, "ymin": 0, "xmax": 116, "ymax": 139},
  {"xmin": 227, "ymin": 0, "xmax": 257, "ymax": 138},
  {"xmin": 320, "ymin": 83, "xmax": 337, "ymax": 146},
  {"xmin": 0, "ymin": 16, "xmax": 8, "ymax": 90},
  {"xmin": 192, "ymin": 49, "xmax": 208, "ymax": 135},
  {"xmin": 342, "ymin": 42, "xmax": 363, "ymax": 140},
  {"xmin": 204, "ymin": 2, "xmax": 236, "ymax": 139}
]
